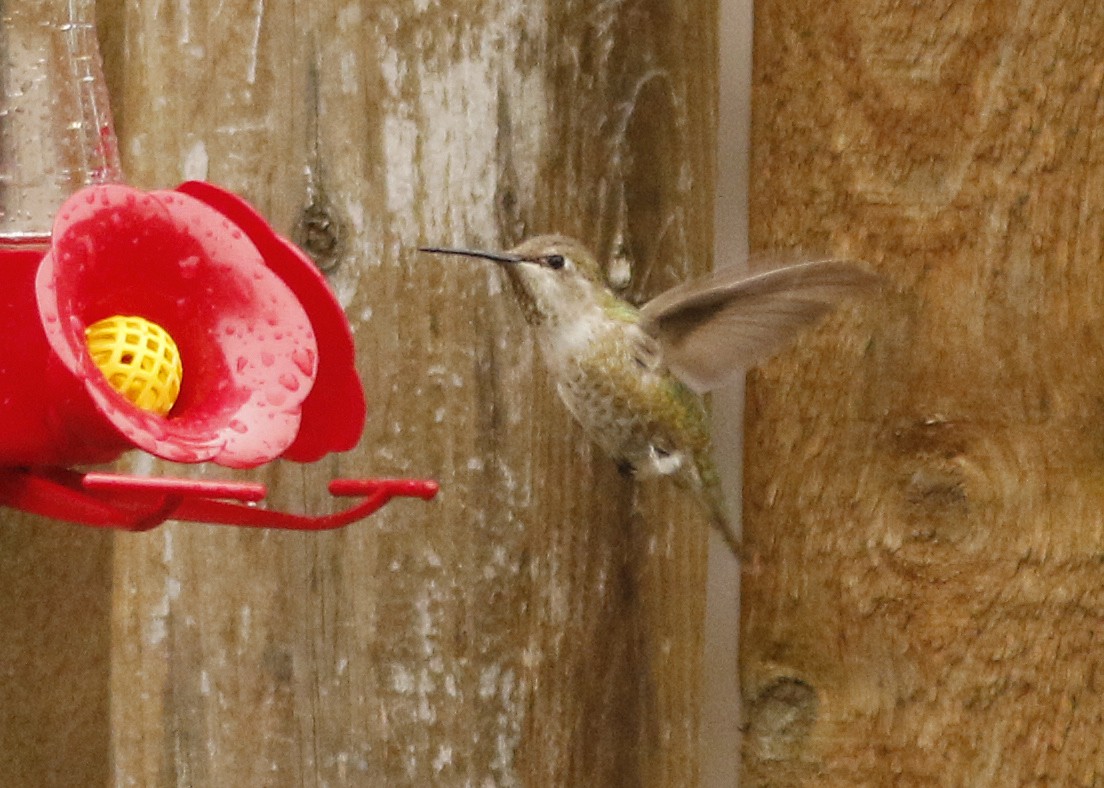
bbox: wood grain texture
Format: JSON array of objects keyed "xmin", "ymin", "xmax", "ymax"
[
  {"xmin": 0, "ymin": 523, "xmax": 111, "ymax": 787},
  {"xmin": 98, "ymin": 1, "xmax": 717, "ymax": 784},
  {"xmin": 744, "ymin": 1, "xmax": 1104, "ymax": 785}
]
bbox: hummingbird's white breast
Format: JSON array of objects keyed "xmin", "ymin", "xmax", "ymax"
[{"xmin": 534, "ymin": 302, "xmax": 692, "ymax": 480}]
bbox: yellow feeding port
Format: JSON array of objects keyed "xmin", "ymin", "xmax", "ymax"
[{"xmin": 85, "ymin": 315, "xmax": 183, "ymax": 416}]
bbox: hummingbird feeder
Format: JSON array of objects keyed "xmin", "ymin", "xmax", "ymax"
[{"xmin": 0, "ymin": 3, "xmax": 437, "ymax": 531}]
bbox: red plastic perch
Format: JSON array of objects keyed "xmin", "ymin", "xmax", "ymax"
[{"xmin": 0, "ymin": 468, "xmax": 438, "ymax": 532}]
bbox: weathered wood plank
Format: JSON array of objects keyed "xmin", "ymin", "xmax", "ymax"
[
  {"xmin": 744, "ymin": 1, "xmax": 1104, "ymax": 784},
  {"xmin": 0, "ymin": 522, "xmax": 111, "ymax": 787},
  {"xmin": 100, "ymin": 1, "xmax": 717, "ymax": 784}
]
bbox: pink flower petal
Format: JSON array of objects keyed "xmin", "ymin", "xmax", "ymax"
[
  {"xmin": 37, "ymin": 184, "xmax": 320, "ymax": 468},
  {"xmin": 176, "ymin": 181, "xmax": 366, "ymax": 462}
]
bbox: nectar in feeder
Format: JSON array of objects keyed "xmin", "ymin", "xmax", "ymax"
[{"xmin": 85, "ymin": 315, "xmax": 182, "ymax": 416}]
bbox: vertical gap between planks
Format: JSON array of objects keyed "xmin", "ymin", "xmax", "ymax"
[{"xmin": 704, "ymin": 0, "xmax": 753, "ymax": 786}]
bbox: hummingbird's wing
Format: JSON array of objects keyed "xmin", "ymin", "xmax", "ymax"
[{"xmin": 638, "ymin": 256, "xmax": 881, "ymax": 393}]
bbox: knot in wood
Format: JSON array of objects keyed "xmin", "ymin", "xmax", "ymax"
[
  {"xmin": 746, "ymin": 676, "xmax": 819, "ymax": 761},
  {"xmin": 295, "ymin": 191, "xmax": 344, "ymax": 272}
]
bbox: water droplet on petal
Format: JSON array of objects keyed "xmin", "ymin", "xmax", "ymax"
[
  {"xmin": 292, "ymin": 348, "xmax": 315, "ymax": 377},
  {"xmin": 229, "ymin": 419, "xmax": 248, "ymax": 434},
  {"xmin": 236, "ymin": 357, "xmax": 249, "ymax": 373},
  {"xmin": 179, "ymin": 255, "xmax": 201, "ymax": 278},
  {"xmin": 261, "ymin": 351, "xmax": 274, "ymax": 367},
  {"xmin": 278, "ymin": 373, "xmax": 300, "ymax": 392},
  {"xmin": 143, "ymin": 418, "xmax": 168, "ymax": 440}
]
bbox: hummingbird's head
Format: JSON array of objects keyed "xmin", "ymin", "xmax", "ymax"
[{"xmin": 420, "ymin": 235, "xmax": 606, "ymax": 326}]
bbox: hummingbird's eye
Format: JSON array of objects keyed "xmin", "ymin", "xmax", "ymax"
[{"xmin": 546, "ymin": 254, "xmax": 566, "ymax": 270}]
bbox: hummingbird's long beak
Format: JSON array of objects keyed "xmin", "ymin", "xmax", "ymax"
[{"xmin": 418, "ymin": 246, "xmax": 523, "ymax": 264}]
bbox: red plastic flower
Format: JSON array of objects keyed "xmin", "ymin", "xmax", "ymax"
[
  {"xmin": 176, "ymin": 181, "xmax": 364, "ymax": 463},
  {"xmin": 0, "ymin": 182, "xmax": 436, "ymax": 532},
  {"xmin": 14, "ymin": 181, "xmax": 363, "ymax": 468}
]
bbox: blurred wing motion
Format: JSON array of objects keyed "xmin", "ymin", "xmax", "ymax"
[{"xmin": 638, "ymin": 255, "xmax": 882, "ymax": 393}]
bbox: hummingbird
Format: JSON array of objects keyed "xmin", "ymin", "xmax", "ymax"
[{"xmin": 420, "ymin": 237, "xmax": 879, "ymax": 554}]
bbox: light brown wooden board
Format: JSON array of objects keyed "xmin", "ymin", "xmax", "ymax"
[
  {"xmin": 0, "ymin": 523, "xmax": 111, "ymax": 787},
  {"xmin": 744, "ymin": 1, "xmax": 1104, "ymax": 784},
  {"xmin": 92, "ymin": 1, "xmax": 718, "ymax": 785}
]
